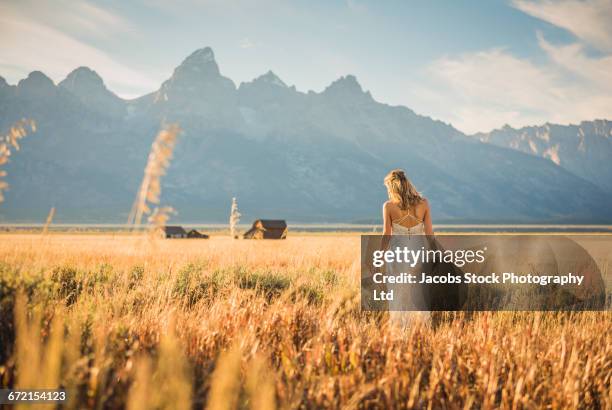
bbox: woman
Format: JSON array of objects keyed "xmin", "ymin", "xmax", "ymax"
[
  {"xmin": 383, "ymin": 169, "xmax": 433, "ymax": 237},
  {"xmin": 382, "ymin": 169, "xmax": 433, "ymax": 327}
]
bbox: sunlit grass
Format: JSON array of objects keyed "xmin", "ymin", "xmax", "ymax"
[{"xmin": 0, "ymin": 233, "xmax": 610, "ymax": 409}]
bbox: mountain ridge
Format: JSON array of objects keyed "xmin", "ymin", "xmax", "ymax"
[
  {"xmin": 1, "ymin": 47, "xmax": 611, "ymax": 224},
  {"xmin": 473, "ymin": 120, "xmax": 612, "ymax": 193}
]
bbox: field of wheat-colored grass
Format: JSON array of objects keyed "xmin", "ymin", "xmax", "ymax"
[{"xmin": 0, "ymin": 233, "xmax": 610, "ymax": 409}]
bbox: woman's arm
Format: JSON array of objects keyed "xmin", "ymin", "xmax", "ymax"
[
  {"xmin": 382, "ymin": 202, "xmax": 392, "ymax": 236},
  {"xmin": 423, "ymin": 199, "xmax": 434, "ymax": 236},
  {"xmin": 381, "ymin": 202, "xmax": 392, "ymax": 250}
]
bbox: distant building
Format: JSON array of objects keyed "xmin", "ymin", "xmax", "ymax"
[
  {"xmin": 160, "ymin": 226, "xmax": 188, "ymax": 238},
  {"xmin": 187, "ymin": 229, "xmax": 209, "ymax": 239},
  {"xmin": 243, "ymin": 219, "xmax": 287, "ymax": 239}
]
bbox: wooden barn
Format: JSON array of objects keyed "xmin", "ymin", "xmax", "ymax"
[
  {"xmin": 187, "ymin": 229, "xmax": 209, "ymax": 239},
  {"xmin": 160, "ymin": 226, "xmax": 188, "ymax": 238},
  {"xmin": 243, "ymin": 219, "xmax": 287, "ymax": 239}
]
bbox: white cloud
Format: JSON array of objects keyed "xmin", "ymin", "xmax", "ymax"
[
  {"xmin": 537, "ymin": 32, "xmax": 612, "ymax": 88},
  {"xmin": 420, "ymin": 49, "xmax": 564, "ymax": 132},
  {"xmin": 416, "ymin": 44, "xmax": 612, "ymax": 133},
  {"xmin": 1, "ymin": 0, "xmax": 131, "ymax": 41},
  {"xmin": 513, "ymin": 0, "xmax": 612, "ymax": 52},
  {"xmin": 402, "ymin": 1, "xmax": 612, "ymax": 133},
  {"xmin": 57, "ymin": 2, "xmax": 130, "ymax": 39},
  {"xmin": 0, "ymin": 1, "xmax": 157, "ymax": 98}
]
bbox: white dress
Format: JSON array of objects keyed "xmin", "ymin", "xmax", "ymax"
[{"xmin": 388, "ymin": 214, "xmax": 431, "ymax": 328}]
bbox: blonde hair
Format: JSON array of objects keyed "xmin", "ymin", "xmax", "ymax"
[{"xmin": 384, "ymin": 169, "xmax": 423, "ymax": 210}]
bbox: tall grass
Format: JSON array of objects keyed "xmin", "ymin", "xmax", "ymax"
[
  {"xmin": 0, "ymin": 234, "xmax": 610, "ymax": 409},
  {"xmin": 42, "ymin": 207, "xmax": 56, "ymax": 235},
  {"xmin": 0, "ymin": 119, "xmax": 36, "ymax": 203},
  {"xmin": 127, "ymin": 123, "xmax": 181, "ymax": 228},
  {"xmin": 229, "ymin": 197, "xmax": 241, "ymax": 239}
]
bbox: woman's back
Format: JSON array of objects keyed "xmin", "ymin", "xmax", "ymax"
[
  {"xmin": 386, "ymin": 200, "xmax": 428, "ymax": 235},
  {"xmin": 392, "ymin": 220, "xmax": 424, "ymax": 235}
]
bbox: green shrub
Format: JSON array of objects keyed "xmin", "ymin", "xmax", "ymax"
[
  {"xmin": 51, "ymin": 266, "xmax": 82, "ymax": 306},
  {"xmin": 235, "ymin": 269, "xmax": 290, "ymax": 300},
  {"xmin": 174, "ymin": 263, "xmax": 226, "ymax": 307}
]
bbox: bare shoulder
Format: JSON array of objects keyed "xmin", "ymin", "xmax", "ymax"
[
  {"xmin": 418, "ymin": 197, "xmax": 430, "ymax": 213},
  {"xmin": 383, "ymin": 200, "xmax": 395, "ymax": 210}
]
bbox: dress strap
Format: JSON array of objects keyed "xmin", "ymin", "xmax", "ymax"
[{"xmin": 393, "ymin": 209, "xmax": 423, "ymax": 225}]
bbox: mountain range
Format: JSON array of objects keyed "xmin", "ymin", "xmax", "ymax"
[{"xmin": 0, "ymin": 47, "xmax": 611, "ymax": 224}]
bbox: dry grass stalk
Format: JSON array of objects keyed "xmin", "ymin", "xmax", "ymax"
[
  {"xmin": 42, "ymin": 207, "xmax": 56, "ymax": 235},
  {"xmin": 14, "ymin": 292, "xmax": 64, "ymax": 410},
  {"xmin": 14, "ymin": 292, "xmax": 40, "ymax": 390},
  {"xmin": 126, "ymin": 357, "xmax": 152, "ymax": 410},
  {"xmin": 229, "ymin": 197, "xmax": 241, "ymax": 238},
  {"xmin": 127, "ymin": 123, "xmax": 180, "ymax": 228},
  {"xmin": 246, "ymin": 355, "xmax": 276, "ymax": 410},
  {"xmin": 155, "ymin": 318, "xmax": 193, "ymax": 410},
  {"xmin": 0, "ymin": 118, "xmax": 36, "ymax": 202},
  {"xmin": 126, "ymin": 315, "xmax": 192, "ymax": 410},
  {"xmin": 147, "ymin": 205, "xmax": 176, "ymax": 239},
  {"xmin": 206, "ymin": 343, "xmax": 242, "ymax": 410}
]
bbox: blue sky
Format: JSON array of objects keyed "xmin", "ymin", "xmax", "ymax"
[{"xmin": 1, "ymin": 0, "xmax": 611, "ymax": 133}]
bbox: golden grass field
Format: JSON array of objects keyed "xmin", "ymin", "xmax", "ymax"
[{"xmin": 0, "ymin": 233, "xmax": 610, "ymax": 409}]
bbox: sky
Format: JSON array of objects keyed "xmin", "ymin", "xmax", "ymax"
[{"xmin": 1, "ymin": 0, "xmax": 611, "ymax": 133}]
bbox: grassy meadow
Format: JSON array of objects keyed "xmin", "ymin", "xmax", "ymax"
[{"xmin": 0, "ymin": 232, "xmax": 610, "ymax": 409}]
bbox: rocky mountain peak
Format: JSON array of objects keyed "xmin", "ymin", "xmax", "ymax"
[
  {"xmin": 156, "ymin": 46, "xmax": 236, "ymax": 102},
  {"xmin": 17, "ymin": 71, "xmax": 56, "ymax": 97},
  {"xmin": 18, "ymin": 71, "xmax": 54, "ymax": 87},
  {"xmin": 151, "ymin": 47, "xmax": 239, "ymax": 127},
  {"xmin": 172, "ymin": 47, "xmax": 220, "ymax": 80},
  {"xmin": 255, "ymin": 70, "xmax": 287, "ymax": 88},
  {"xmin": 57, "ymin": 66, "xmax": 124, "ymax": 116},
  {"xmin": 59, "ymin": 67, "xmax": 105, "ymax": 92},
  {"xmin": 322, "ymin": 75, "xmax": 370, "ymax": 100}
]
